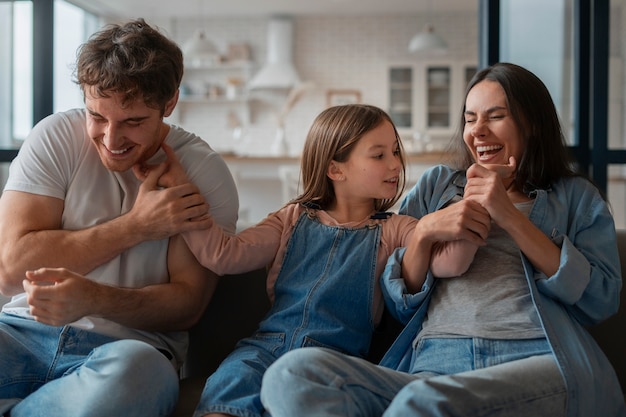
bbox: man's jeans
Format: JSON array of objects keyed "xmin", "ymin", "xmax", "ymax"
[{"xmin": 0, "ymin": 313, "xmax": 179, "ymax": 417}]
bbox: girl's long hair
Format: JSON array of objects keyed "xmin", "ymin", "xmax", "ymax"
[{"xmin": 291, "ymin": 104, "xmax": 407, "ymax": 212}]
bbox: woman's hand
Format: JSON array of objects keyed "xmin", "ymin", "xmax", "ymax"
[
  {"xmin": 465, "ymin": 157, "xmax": 560, "ymax": 276},
  {"xmin": 464, "ymin": 158, "xmax": 520, "ymax": 227},
  {"xmin": 415, "ymin": 199, "xmax": 491, "ymax": 247},
  {"xmin": 479, "ymin": 156, "xmax": 517, "ymax": 183}
]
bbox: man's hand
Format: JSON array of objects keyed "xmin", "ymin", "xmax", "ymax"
[
  {"xmin": 23, "ymin": 268, "xmax": 100, "ymax": 326},
  {"xmin": 133, "ymin": 143, "xmax": 189, "ymax": 188},
  {"xmin": 129, "ymin": 153, "xmax": 212, "ymax": 241}
]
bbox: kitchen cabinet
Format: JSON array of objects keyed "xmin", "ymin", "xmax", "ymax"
[
  {"xmin": 172, "ymin": 61, "xmax": 255, "ymax": 125},
  {"xmin": 388, "ymin": 67, "xmax": 413, "ymax": 129},
  {"xmin": 388, "ymin": 61, "xmax": 477, "ymax": 145}
]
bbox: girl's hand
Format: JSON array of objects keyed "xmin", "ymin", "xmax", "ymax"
[
  {"xmin": 401, "ymin": 199, "xmax": 490, "ymax": 292},
  {"xmin": 133, "ymin": 143, "xmax": 190, "ymax": 188}
]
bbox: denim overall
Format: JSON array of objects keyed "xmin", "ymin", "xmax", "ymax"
[{"xmin": 194, "ymin": 207, "xmax": 386, "ymax": 417}]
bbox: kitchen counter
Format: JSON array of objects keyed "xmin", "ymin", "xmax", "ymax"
[
  {"xmin": 223, "ymin": 151, "xmax": 448, "ymax": 226},
  {"xmin": 222, "ymin": 151, "xmax": 447, "ymax": 164}
]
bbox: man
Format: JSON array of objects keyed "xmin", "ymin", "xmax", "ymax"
[{"xmin": 0, "ymin": 18, "xmax": 238, "ymax": 417}]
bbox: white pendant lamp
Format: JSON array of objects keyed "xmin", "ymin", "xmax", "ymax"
[
  {"xmin": 408, "ymin": 0, "xmax": 448, "ymax": 55},
  {"xmin": 408, "ymin": 23, "xmax": 448, "ymax": 54},
  {"xmin": 183, "ymin": 30, "xmax": 219, "ymax": 65}
]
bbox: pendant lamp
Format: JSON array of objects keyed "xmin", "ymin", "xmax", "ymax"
[
  {"xmin": 183, "ymin": 30, "xmax": 219, "ymax": 65},
  {"xmin": 408, "ymin": 24, "xmax": 448, "ymax": 54},
  {"xmin": 408, "ymin": 0, "xmax": 448, "ymax": 55}
]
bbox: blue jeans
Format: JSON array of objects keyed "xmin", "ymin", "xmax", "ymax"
[
  {"xmin": 0, "ymin": 313, "xmax": 179, "ymax": 417},
  {"xmin": 261, "ymin": 338, "xmax": 567, "ymax": 417}
]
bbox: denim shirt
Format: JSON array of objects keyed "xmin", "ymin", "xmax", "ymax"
[{"xmin": 380, "ymin": 165, "xmax": 625, "ymax": 417}]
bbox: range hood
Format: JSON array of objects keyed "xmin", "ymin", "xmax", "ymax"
[{"xmin": 248, "ymin": 16, "xmax": 301, "ymax": 90}]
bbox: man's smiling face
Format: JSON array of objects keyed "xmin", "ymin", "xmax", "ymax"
[{"xmin": 84, "ymin": 88, "xmax": 172, "ymax": 172}]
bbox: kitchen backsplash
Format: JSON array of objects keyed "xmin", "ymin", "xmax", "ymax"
[{"xmin": 160, "ymin": 13, "xmax": 478, "ymax": 157}]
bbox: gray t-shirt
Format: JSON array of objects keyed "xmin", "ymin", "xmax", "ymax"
[{"xmin": 417, "ymin": 200, "xmax": 544, "ymax": 342}]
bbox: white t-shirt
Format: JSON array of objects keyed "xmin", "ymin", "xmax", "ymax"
[{"xmin": 2, "ymin": 108, "xmax": 239, "ymax": 367}]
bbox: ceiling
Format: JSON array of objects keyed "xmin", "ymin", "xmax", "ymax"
[{"xmin": 75, "ymin": 0, "xmax": 476, "ymax": 20}]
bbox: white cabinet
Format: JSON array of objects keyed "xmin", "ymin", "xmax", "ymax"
[
  {"xmin": 389, "ymin": 67, "xmax": 414, "ymax": 129},
  {"xmin": 172, "ymin": 62, "xmax": 255, "ymax": 125},
  {"xmin": 388, "ymin": 61, "xmax": 477, "ymax": 146}
]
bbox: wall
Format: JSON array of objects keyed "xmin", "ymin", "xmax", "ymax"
[{"xmin": 165, "ymin": 13, "xmax": 478, "ymax": 157}]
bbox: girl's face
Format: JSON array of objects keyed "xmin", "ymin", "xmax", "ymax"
[
  {"xmin": 333, "ymin": 120, "xmax": 402, "ymax": 202},
  {"xmin": 84, "ymin": 87, "xmax": 177, "ymax": 172},
  {"xmin": 463, "ymin": 80, "xmax": 524, "ymax": 167}
]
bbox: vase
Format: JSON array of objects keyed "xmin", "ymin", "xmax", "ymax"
[{"xmin": 271, "ymin": 126, "xmax": 289, "ymax": 156}]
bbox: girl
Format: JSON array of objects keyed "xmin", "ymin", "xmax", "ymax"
[{"xmin": 148, "ymin": 104, "xmax": 483, "ymax": 417}]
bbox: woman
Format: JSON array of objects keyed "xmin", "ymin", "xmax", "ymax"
[{"xmin": 259, "ymin": 63, "xmax": 624, "ymax": 417}]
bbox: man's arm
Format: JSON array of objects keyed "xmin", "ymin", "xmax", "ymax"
[
  {"xmin": 0, "ymin": 165, "xmax": 211, "ymax": 296},
  {"xmin": 23, "ymin": 233, "xmax": 216, "ymax": 331}
]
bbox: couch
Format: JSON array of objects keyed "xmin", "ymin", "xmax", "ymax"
[
  {"xmin": 171, "ymin": 268, "xmax": 403, "ymax": 417},
  {"xmin": 172, "ymin": 230, "xmax": 626, "ymax": 416}
]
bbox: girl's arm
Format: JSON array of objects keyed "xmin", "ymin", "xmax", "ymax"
[
  {"xmin": 400, "ymin": 199, "xmax": 490, "ymax": 293},
  {"xmin": 430, "ymin": 239, "xmax": 479, "ymax": 278},
  {"xmin": 182, "ymin": 213, "xmax": 284, "ymax": 276},
  {"xmin": 134, "ymin": 142, "xmax": 283, "ymax": 276}
]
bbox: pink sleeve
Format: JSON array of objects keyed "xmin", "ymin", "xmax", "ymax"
[
  {"xmin": 182, "ymin": 205, "xmax": 294, "ymax": 276},
  {"xmin": 430, "ymin": 239, "xmax": 478, "ymax": 278}
]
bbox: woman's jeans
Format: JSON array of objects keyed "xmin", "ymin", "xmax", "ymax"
[
  {"xmin": 0, "ymin": 313, "xmax": 179, "ymax": 417},
  {"xmin": 261, "ymin": 338, "xmax": 567, "ymax": 417}
]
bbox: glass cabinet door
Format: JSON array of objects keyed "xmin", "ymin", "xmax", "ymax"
[
  {"xmin": 465, "ymin": 66, "xmax": 478, "ymax": 86},
  {"xmin": 426, "ymin": 66, "xmax": 451, "ymax": 129},
  {"xmin": 388, "ymin": 67, "xmax": 413, "ymax": 128}
]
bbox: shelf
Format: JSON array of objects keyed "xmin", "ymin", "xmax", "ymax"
[
  {"xmin": 174, "ymin": 60, "xmax": 256, "ymax": 126},
  {"xmin": 184, "ymin": 61, "xmax": 254, "ymax": 71},
  {"xmin": 178, "ymin": 95, "xmax": 250, "ymax": 104}
]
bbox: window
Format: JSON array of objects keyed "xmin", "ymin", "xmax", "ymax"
[
  {"xmin": 54, "ymin": 0, "xmax": 99, "ymax": 114},
  {"xmin": 0, "ymin": 0, "xmax": 98, "ymax": 147}
]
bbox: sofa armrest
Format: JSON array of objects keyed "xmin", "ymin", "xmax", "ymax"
[{"xmin": 587, "ymin": 229, "xmax": 626, "ymax": 393}]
